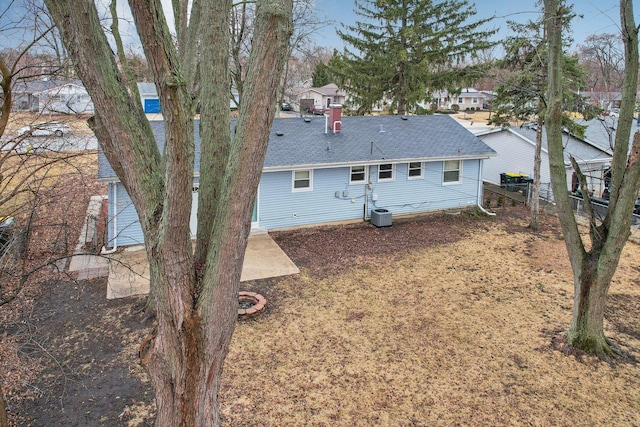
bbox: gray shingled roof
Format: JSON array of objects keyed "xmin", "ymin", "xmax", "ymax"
[
  {"xmin": 13, "ymin": 79, "xmax": 85, "ymax": 94},
  {"xmin": 98, "ymin": 114, "xmax": 495, "ymax": 180},
  {"xmin": 510, "ymin": 123, "xmax": 613, "ymax": 164},
  {"xmin": 264, "ymin": 114, "xmax": 495, "ymax": 169},
  {"xmin": 571, "ymin": 117, "xmax": 639, "ymax": 156}
]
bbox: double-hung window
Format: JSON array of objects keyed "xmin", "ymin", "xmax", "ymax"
[
  {"xmin": 378, "ymin": 163, "xmax": 394, "ymax": 182},
  {"xmin": 408, "ymin": 162, "xmax": 423, "ymax": 180},
  {"xmin": 292, "ymin": 170, "xmax": 312, "ymax": 192},
  {"xmin": 350, "ymin": 165, "xmax": 367, "ymax": 184},
  {"xmin": 443, "ymin": 160, "xmax": 461, "ymax": 184}
]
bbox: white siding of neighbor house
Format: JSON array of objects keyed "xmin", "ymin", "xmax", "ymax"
[
  {"xmin": 38, "ymin": 84, "xmax": 94, "ymax": 114},
  {"xmin": 479, "ymin": 131, "xmax": 552, "ymax": 186}
]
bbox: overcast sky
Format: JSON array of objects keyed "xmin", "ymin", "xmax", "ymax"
[
  {"xmin": 313, "ymin": 0, "xmax": 626, "ymax": 51},
  {"xmin": 0, "ymin": 1, "xmax": 630, "ymax": 54}
]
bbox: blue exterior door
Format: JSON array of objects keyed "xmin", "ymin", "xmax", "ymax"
[{"xmin": 144, "ymin": 99, "xmax": 161, "ymax": 113}]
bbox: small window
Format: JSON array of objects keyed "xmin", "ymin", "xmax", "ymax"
[
  {"xmin": 350, "ymin": 165, "xmax": 367, "ymax": 184},
  {"xmin": 458, "ymin": 97, "xmax": 463, "ymax": 104},
  {"xmin": 443, "ymin": 160, "xmax": 461, "ymax": 184},
  {"xmin": 378, "ymin": 163, "xmax": 394, "ymax": 182},
  {"xmin": 472, "ymin": 97, "xmax": 478, "ymax": 104},
  {"xmin": 408, "ymin": 162, "xmax": 423, "ymax": 179},
  {"xmin": 292, "ymin": 170, "xmax": 312, "ymax": 191}
]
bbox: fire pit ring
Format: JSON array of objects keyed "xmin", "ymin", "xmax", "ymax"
[{"xmin": 238, "ymin": 291, "xmax": 267, "ymax": 317}]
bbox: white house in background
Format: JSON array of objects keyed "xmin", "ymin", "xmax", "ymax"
[
  {"xmin": 289, "ymin": 83, "xmax": 347, "ymax": 112},
  {"xmin": 476, "ymin": 122, "xmax": 612, "ymax": 199},
  {"xmin": 432, "ymin": 88, "xmax": 487, "ymax": 111},
  {"xmin": 137, "ymin": 82, "xmax": 240, "ymax": 113},
  {"xmin": 12, "ymin": 80, "xmax": 63, "ymax": 111},
  {"xmin": 10, "ymin": 79, "xmax": 94, "ymax": 114},
  {"xmin": 35, "ymin": 82, "xmax": 94, "ymax": 115}
]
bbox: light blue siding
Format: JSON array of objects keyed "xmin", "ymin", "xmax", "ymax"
[
  {"xmin": 368, "ymin": 160, "xmax": 481, "ymax": 216},
  {"xmin": 107, "ymin": 184, "xmax": 144, "ymax": 248},
  {"xmin": 108, "ymin": 160, "xmax": 483, "ymax": 246},
  {"xmin": 258, "ymin": 168, "xmax": 366, "ymax": 229},
  {"xmin": 257, "ymin": 160, "xmax": 482, "ymax": 230},
  {"xmin": 106, "ymin": 183, "xmax": 116, "ymax": 246}
]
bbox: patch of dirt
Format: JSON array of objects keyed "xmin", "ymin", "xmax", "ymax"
[
  {"xmin": 3, "ymin": 200, "xmax": 640, "ymax": 426},
  {"xmin": 4, "ymin": 279, "xmax": 153, "ymax": 426}
]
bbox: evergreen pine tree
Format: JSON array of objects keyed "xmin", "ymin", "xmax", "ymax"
[
  {"xmin": 312, "ymin": 62, "xmax": 331, "ymax": 87},
  {"xmin": 330, "ymin": 0, "xmax": 495, "ymax": 115}
]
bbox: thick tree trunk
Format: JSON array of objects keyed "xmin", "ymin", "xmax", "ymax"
[
  {"xmin": 567, "ymin": 261, "xmax": 611, "ymax": 355},
  {"xmin": 545, "ymin": 0, "xmax": 640, "ymax": 357},
  {"xmin": 45, "ymin": 0, "xmax": 293, "ymax": 425}
]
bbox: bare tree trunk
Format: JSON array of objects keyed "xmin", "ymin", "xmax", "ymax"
[
  {"xmin": 567, "ymin": 263, "xmax": 610, "ymax": 351},
  {"xmin": 545, "ymin": 0, "xmax": 640, "ymax": 357},
  {"xmin": 45, "ymin": 0, "xmax": 293, "ymax": 425},
  {"xmin": 0, "ymin": 383, "xmax": 8, "ymax": 427},
  {"xmin": 529, "ymin": 114, "xmax": 543, "ymax": 231}
]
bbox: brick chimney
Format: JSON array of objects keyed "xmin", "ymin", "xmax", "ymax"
[{"xmin": 329, "ymin": 104, "xmax": 342, "ymax": 132}]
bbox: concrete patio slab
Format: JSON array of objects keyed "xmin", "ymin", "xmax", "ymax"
[
  {"xmin": 69, "ymin": 195, "xmax": 299, "ymax": 299},
  {"xmin": 104, "ymin": 233, "xmax": 299, "ymax": 299}
]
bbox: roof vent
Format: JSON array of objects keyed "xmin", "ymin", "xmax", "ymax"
[
  {"xmin": 401, "ymin": 116, "xmax": 408, "ymax": 120},
  {"xmin": 303, "ymin": 117, "xmax": 311, "ymax": 123},
  {"xmin": 275, "ymin": 131, "xmax": 284, "ymax": 136},
  {"xmin": 379, "ymin": 125, "xmax": 385, "ymax": 133}
]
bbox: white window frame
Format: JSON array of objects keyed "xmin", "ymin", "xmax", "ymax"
[
  {"xmin": 350, "ymin": 165, "xmax": 367, "ymax": 184},
  {"xmin": 457, "ymin": 97, "xmax": 463, "ymax": 104},
  {"xmin": 472, "ymin": 97, "xmax": 478, "ymax": 104},
  {"xmin": 443, "ymin": 160, "xmax": 462, "ymax": 185},
  {"xmin": 292, "ymin": 169, "xmax": 313, "ymax": 192},
  {"xmin": 408, "ymin": 162, "xmax": 423, "ymax": 180},
  {"xmin": 378, "ymin": 163, "xmax": 395, "ymax": 182}
]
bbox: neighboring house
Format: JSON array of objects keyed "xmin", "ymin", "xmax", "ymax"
[
  {"xmin": 36, "ymin": 82, "xmax": 94, "ymax": 114},
  {"xmin": 98, "ymin": 110, "xmax": 496, "ymax": 248},
  {"xmin": 476, "ymin": 122, "xmax": 613, "ymax": 199},
  {"xmin": 11, "ymin": 79, "xmax": 94, "ymax": 114},
  {"xmin": 137, "ymin": 82, "xmax": 240, "ymax": 113},
  {"xmin": 12, "ymin": 80, "xmax": 59, "ymax": 111},
  {"xmin": 289, "ymin": 83, "xmax": 347, "ymax": 112},
  {"xmin": 580, "ymin": 91, "xmax": 622, "ymax": 110},
  {"xmin": 433, "ymin": 88, "xmax": 487, "ymax": 110}
]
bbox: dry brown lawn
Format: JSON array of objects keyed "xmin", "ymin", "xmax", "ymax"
[
  {"xmin": 2, "ymin": 124, "xmax": 639, "ymax": 425},
  {"xmin": 221, "ymin": 210, "xmax": 640, "ymax": 426}
]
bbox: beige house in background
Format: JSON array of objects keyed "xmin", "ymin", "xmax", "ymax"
[
  {"xmin": 287, "ymin": 83, "xmax": 347, "ymax": 112},
  {"xmin": 433, "ymin": 88, "xmax": 490, "ymax": 110}
]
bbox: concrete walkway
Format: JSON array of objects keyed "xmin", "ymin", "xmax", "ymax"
[{"xmin": 68, "ymin": 196, "xmax": 299, "ymax": 299}]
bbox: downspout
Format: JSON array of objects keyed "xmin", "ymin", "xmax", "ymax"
[
  {"xmin": 477, "ymin": 159, "xmax": 496, "ymax": 216},
  {"xmin": 364, "ymin": 167, "xmax": 373, "ymax": 220},
  {"xmin": 101, "ymin": 183, "xmax": 118, "ymax": 254}
]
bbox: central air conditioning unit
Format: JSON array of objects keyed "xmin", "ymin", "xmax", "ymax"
[{"xmin": 371, "ymin": 208, "xmax": 392, "ymax": 227}]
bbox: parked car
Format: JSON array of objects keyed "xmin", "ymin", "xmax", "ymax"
[
  {"xmin": 307, "ymin": 105, "xmax": 326, "ymax": 115},
  {"xmin": 17, "ymin": 121, "xmax": 71, "ymax": 137},
  {"xmin": 281, "ymin": 102, "xmax": 292, "ymax": 111}
]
